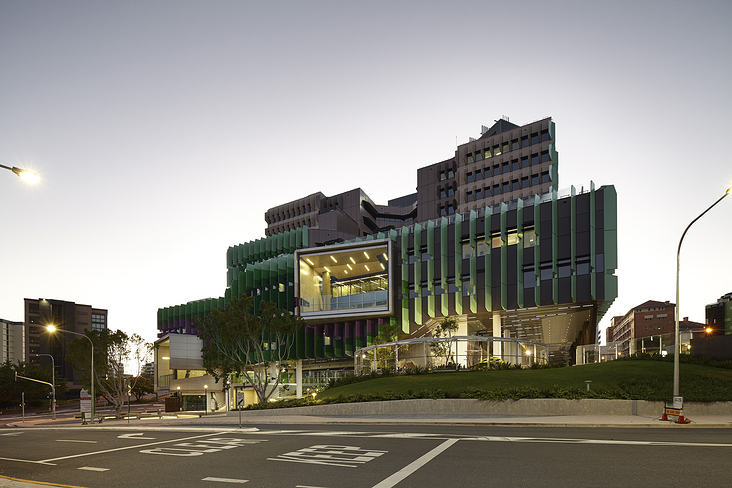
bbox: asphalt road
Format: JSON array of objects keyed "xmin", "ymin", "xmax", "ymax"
[{"xmin": 1, "ymin": 424, "xmax": 731, "ymax": 487}]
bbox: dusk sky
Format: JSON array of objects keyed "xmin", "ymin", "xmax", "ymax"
[{"xmin": 2, "ymin": 0, "xmax": 731, "ymax": 347}]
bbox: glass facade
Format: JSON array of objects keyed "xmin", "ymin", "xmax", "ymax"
[{"xmin": 297, "ymin": 241, "xmax": 391, "ymax": 319}]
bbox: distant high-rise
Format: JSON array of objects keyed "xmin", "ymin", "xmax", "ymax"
[{"xmin": 24, "ymin": 298, "xmax": 107, "ymax": 390}]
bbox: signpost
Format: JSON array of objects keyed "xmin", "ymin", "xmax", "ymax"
[
  {"xmin": 236, "ymin": 389, "xmax": 245, "ymax": 428},
  {"xmin": 80, "ymin": 388, "xmax": 92, "ymax": 424}
]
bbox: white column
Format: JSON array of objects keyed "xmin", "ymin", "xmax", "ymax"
[
  {"xmin": 492, "ymin": 312, "xmax": 502, "ymax": 359},
  {"xmin": 296, "ymin": 360, "xmax": 302, "ymax": 399}
]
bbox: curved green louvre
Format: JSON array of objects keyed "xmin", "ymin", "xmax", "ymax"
[
  {"xmin": 516, "ymin": 199, "xmax": 524, "ymax": 309},
  {"xmin": 484, "ymin": 205, "xmax": 493, "ymax": 312},
  {"xmin": 440, "ymin": 217, "xmax": 448, "ymax": 317},
  {"xmin": 413, "ymin": 223, "xmax": 422, "ymax": 325},
  {"xmin": 454, "ymin": 213, "xmax": 463, "ymax": 315},
  {"xmin": 401, "ymin": 226, "xmax": 410, "ymax": 333},
  {"xmin": 469, "ymin": 210, "xmax": 478, "ymax": 314},
  {"xmin": 534, "ymin": 194, "xmax": 541, "ymax": 306},
  {"xmin": 500, "ymin": 202, "xmax": 508, "ymax": 311},
  {"xmin": 426, "ymin": 220, "xmax": 436, "ymax": 318}
]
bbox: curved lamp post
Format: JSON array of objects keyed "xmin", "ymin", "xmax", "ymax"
[
  {"xmin": 1, "ymin": 163, "xmax": 39, "ymax": 183},
  {"xmin": 31, "ymin": 353, "xmax": 56, "ymax": 420},
  {"xmin": 674, "ymin": 186, "xmax": 731, "ymax": 397},
  {"xmin": 47, "ymin": 325, "xmax": 95, "ymax": 419}
]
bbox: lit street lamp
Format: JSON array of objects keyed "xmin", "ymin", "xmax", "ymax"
[
  {"xmin": 31, "ymin": 353, "xmax": 56, "ymax": 420},
  {"xmin": 47, "ymin": 325, "xmax": 95, "ymax": 419},
  {"xmin": 674, "ymin": 186, "xmax": 731, "ymax": 397},
  {"xmin": 1, "ymin": 163, "xmax": 39, "ymax": 183}
]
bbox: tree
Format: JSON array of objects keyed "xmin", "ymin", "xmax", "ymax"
[
  {"xmin": 130, "ymin": 376, "xmax": 154, "ymax": 401},
  {"xmin": 66, "ymin": 329, "xmax": 152, "ymax": 417},
  {"xmin": 196, "ymin": 296, "xmax": 302, "ymax": 404},
  {"xmin": 0, "ymin": 360, "xmax": 66, "ymax": 408},
  {"xmin": 430, "ymin": 317, "xmax": 459, "ymax": 368}
]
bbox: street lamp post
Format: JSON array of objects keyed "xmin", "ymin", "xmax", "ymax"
[
  {"xmin": 31, "ymin": 353, "xmax": 56, "ymax": 420},
  {"xmin": 674, "ymin": 186, "xmax": 731, "ymax": 397},
  {"xmin": 1, "ymin": 163, "xmax": 39, "ymax": 182},
  {"xmin": 47, "ymin": 326, "xmax": 95, "ymax": 420}
]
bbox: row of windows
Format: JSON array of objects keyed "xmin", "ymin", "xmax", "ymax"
[
  {"xmin": 466, "ymin": 130, "xmax": 551, "ymax": 164},
  {"xmin": 465, "ymin": 172, "xmax": 551, "ymax": 201},
  {"xmin": 438, "ymin": 169, "xmax": 456, "ymax": 181},
  {"xmin": 267, "ymin": 203, "xmax": 315, "ymax": 224},
  {"xmin": 466, "ymin": 151, "xmax": 550, "ymax": 183},
  {"xmin": 269, "ymin": 218, "xmax": 314, "ymax": 234}
]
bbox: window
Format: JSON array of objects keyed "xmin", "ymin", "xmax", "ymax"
[
  {"xmin": 540, "ymin": 150, "xmax": 551, "ymax": 163},
  {"xmin": 502, "ymin": 163, "xmax": 510, "ymax": 174},
  {"xmin": 531, "ymin": 132, "xmax": 539, "ymax": 144},
  {"xmin": 502, "ymin": 182, "xmax": 510, "ymax": 193},
  {"xmin": 541, "ymin": 171, "xmax": 550, "ymax": 183},
  {"xmin": 521, "ymin": 136, "xmax": 529, "ymax": 148},
  {"xmin": 540, "ymin": 129, "xmax": 550, "ymax": 142},
  {"xmin": 440, "ymin": 206, "xmax": 447, "ymax": 216},
  {"xmin": 475, "ymin": 170, "xmax": 483, "ymax": 181},
  {"xmin": 467, "ymin": 191, "xmax": 474, "ymax": 202},
  {"xmin": 467, "ymin": 154, "xmax": 474, "ymax": 164},
  {"xmin": 511, "ymin": 159, "xmax": 519, "ymax": 171},
  {"xmin": 493, "ymin": 145, "xmax": 501, "ymax": 156},
  {"xmin": 493, "ymin": 184, "xmax": 500, "ymax": 195},
  {"xmin": 484, "ymin": 187, "xmax": 491, "ymax": 197},
  {"xmin": 521, "ymin": 156, "xmax": 529, "ymax": 168},
  {"xmin": 521, "ymin": 176, "xmax": 530, "ymax": 188},
  {"xmin": 439, "ymin": 188, "xmax": 446, "ymax": 198},
  {"xmin": 475, "ymin": 188, "xmax": 483, "ymax": 199},
  {"xmin": 523, "ymin": 229, "xmax": 536, "ymax": 248},
  {"xmin": 512, "ymin": 179, "xmax": 520, "ymax": 191},
  {"xmin": 447, "ymin": 169, "xmax": 455, "ymax": 178},
  {"xmin": 531, "ymin": 174, "xmax": 539, "ymax": 185},
  {"xmin": 475, "ymin": 151, "xmax": 482, "ymax": 162},
  {"xmin": 493, "ymin": 164, "xmax": 501, "ymax": 175},
  {"xmin": 502, "ymin": 143, "xmax": 509, "ymax": 154},
  {"xmin": 467, "ymin": 172, "xmax": 474, "ymax": 183},
  {"xmin": 484, "ymin": 167, "xmax": 491, "ymax": 177},
  {"xmin": 485, "ymin": 148, "xmax": 492, "ymax": 159},
  {"xmin": 439, "ymin": 171, "xmax": 446, "ymax": 181},
  {"xmin": 511, "ymin": 139, "xmax": 519, "ymax": 151},
  {"xmin": 447, "ymin": 187, "xmax": 454, "ymax": 196},
  {"xmin": 447, "ymin": 205, "xmax": 455, "ymax": 215}
]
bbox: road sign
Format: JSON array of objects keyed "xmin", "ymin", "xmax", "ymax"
[
  {"xmin": 236, "ymin": 391, "xmax": 245, "ymax": 407},
  {"xmin": 664, "ymin": 407, "xmax": 681, "ymax": 416},
  {"xmin": 673, "ymin": 396, "xmax": 683, "ymax": 409},
  {"xmin": 79, "ymin": 389, "xmax": 92, "ymax": 415}
]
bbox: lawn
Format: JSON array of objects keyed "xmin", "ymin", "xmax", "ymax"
[{"xmin": 315, "ymin": 359, "xmax": 732, "ymax": 403}]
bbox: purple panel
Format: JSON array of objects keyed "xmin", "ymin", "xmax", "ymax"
[
  {"xmin": 366, "ymin": 319, "xmax": 377, "ymax": 335},
  {"xmin": 335, "ymin": 323, "xmax": 343, "ymax": 339},
  {"xmin": 344, "ymin": 322, "xmax": 353, "ymax": 339}
]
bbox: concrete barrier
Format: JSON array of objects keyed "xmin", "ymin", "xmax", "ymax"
[{"xmin": 233, "ymin": 398, "xmax": 732, "ymax": 417}]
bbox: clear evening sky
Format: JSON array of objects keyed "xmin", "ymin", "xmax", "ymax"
[{"xmin": 2, "ymin": 0, "xmax": 730, "ymax": 346}]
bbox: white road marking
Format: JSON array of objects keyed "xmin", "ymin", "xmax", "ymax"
[
  {"xmin": 56, "ymin": 439, "xmax": 98, "ymax": 443},
  {"xmin": 0, "ymin": 432, "xmax": 23, "ymax": 436},
  {"xmin": 78, "ymin": 467, "xmax": 109, "ymax": 471},
  {"xmin": 40, "ymin": 432, "xmax": 223, "ymax": 462},
  {"xmin": 118, "ymin": 432, "xmax": 155, "ymax": 439},
  {"xmin": 269, "ymin": 444, "xmax": 387, "ymax": 468},
  {"xmin": 373, "ymin": 439, "xmax": 458, "ymax": 488},
  {"xmin": 202, "ymin": 477, "xmax": 249, "ymax": 483},
  {"xmin": 0, "ymin": 457, "xmax": 55, "ymax": 466}
]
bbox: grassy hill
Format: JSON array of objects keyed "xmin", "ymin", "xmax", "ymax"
[{"xmin": 314, "ymin": 359, "xmax": 732, "ymax": 404}]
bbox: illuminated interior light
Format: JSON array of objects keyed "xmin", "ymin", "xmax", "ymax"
[
  {"xmin": 344, "ymin": 270, "xmax": 348, "ymax": 275},
  {"xmin": 383, "ymin": 253, "xmax": 388, "ymax": 261},
  {"xmin": 330, "ymin": 255, "xmax": 337, "ymax": 263},
  {"xmin": 324, "ymin": 266, "xmax": 330, "ymax": 273},
  {"xmin": 306, "ymin": 258, "xmax": 314, "ymax": 266},
  {"xmin": 347, "ymin": 264, "xmax": 352, "ymax": 270},
  {"xmin": 380, "ymin": 263, "xmax": 385, "ymax": 270},
  {"xmin": 364, "ymin": 265, "xmax": 370, "ymax": 271},
  {"xmin": 364, "ymin": 251, "xmax": 370, "ymax": 259}
]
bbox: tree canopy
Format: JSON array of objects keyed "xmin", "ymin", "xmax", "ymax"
[
  {"xmin": 196, "ymin": 296, "xmax": 302, "ymax": 404},
  {"xmin": 66, "ymin": 328, "xmax": 152, "ymax": 416},
  {"xmin": 0, "ymin": 360, "xmax": 66, "ymax": 408}
]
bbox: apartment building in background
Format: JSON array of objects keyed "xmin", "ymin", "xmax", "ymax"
[
  {"xmin": 24, "ymin": 298, "xmax": 107, "ymax": 391},
  {"xmin": 1, "ymin": 318, "xmax": 25, "ymax": 363}
]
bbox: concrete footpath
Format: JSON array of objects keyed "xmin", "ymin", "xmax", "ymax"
[{"xmin": 6, "ymin": 398, "xmax": 732, "ymax": 429}]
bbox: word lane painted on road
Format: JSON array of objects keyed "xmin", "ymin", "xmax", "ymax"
[
  {"xmin": 269, "ymin": 445, "xmax": 387, "ymax": 467},
  {"xmin": 141, "ymin": 437, "xmax": 266, "ymax": 457}
]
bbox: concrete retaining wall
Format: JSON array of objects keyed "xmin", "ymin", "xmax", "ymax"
[{"xmin": 235, "ymin": 398, "xmax": 732, "ymax": 417}]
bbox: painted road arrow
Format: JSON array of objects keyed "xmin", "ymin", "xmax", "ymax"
[{"xmin": 117, "ymin": 433, "xmax": 156, "ymax": 440}]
